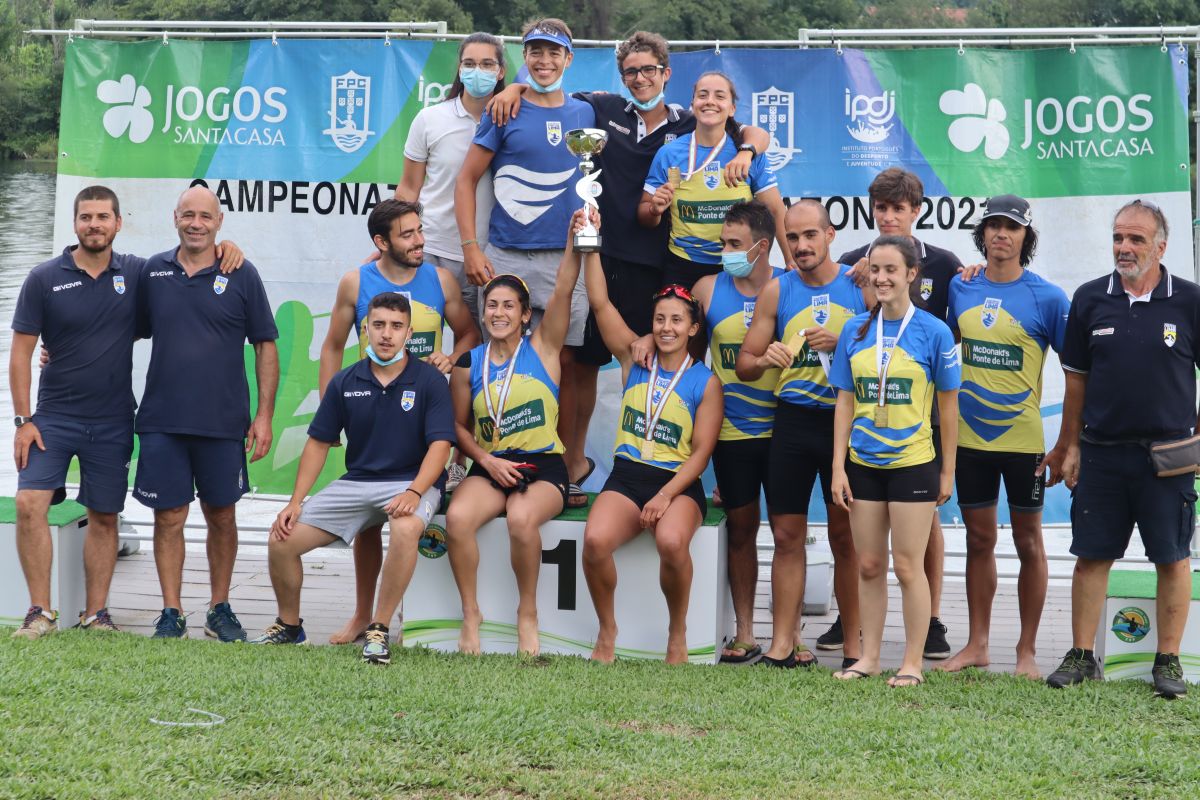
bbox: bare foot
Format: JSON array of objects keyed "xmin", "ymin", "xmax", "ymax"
[
  {"xmin": 329, "ymin": 614, "xmax": 370, "ymax": 645},
  {"xmin": 458, "ymin": 611, "xmax": 482, "ymax": 655},
  {"xmin": 1014, "ymin": 650, "xmax": 1041, "ymax": 679},
  {"xmin": 590, "ymin": 627, "xmax": 617, "ymax": 663},
  {"xmin": 936, "ymin": 644, "xmax": 990, "ymax": 672},
  {"xmin": 665, "ymin": 630, "xmax": 688, "ymax": 665},
  {"xmin": 517, "ymin": 612, "xmax": 540, "ymax": 656}
]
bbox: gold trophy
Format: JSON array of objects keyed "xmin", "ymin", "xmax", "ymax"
[{"xmin": 565, "ymin": 128, "xmax": 609, "ymax": 252}]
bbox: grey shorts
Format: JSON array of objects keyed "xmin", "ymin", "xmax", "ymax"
[
  {"xmin": 482, "ymin": 244, "xmax": 587, "ymax": 346},
  {"xmin": 427, "ymin": 253, "xmax": 479, "ymax": 324},
  {"xmin": 298, "ymin": 479, "xmax": 442, "ymax": 545}
]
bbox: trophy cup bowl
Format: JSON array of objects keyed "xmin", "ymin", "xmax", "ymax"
[{"xmin": 565, "ymin": 128, "xmax": 609, "ymax": 253}]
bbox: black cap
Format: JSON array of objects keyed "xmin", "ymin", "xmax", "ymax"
[{"xmin": 981, "ymin": 194, "xmax": 1033, "ymax": 226}]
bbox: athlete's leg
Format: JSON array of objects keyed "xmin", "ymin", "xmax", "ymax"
[
  {"xmin": 330, "ymin": 524, "xmax": 383, "ymax": 644},
  {"xmin": 826, "ymin": 502, "xmax": 861, "ymax": 661},
  {"xmin": 267, "ymin": 522, "xmax": 337, "ymax": 625},
  {"xmin": 1011, "ymin": 509, "xmax": 1048, "ymax": 678},
  {"xmin": 503, "ymin": 482, "xmax": 565, "ymax": 655},
  {"xmin": 153, "ymin": 505, "xmax": 190, "ymax": 611},
  {"xmin": 82, "ymin": 510, "xmax": 119, "ymax": 618},
  {"xmin": 925, "ymin": 515, "xmax": 944, "ymax": 618},
  {"xmin": 763, "ymin": 512, "xmax": 808, "ymax": 661},
  {"xmin": 723, "ymin": 501, "xmax": 761, "ymax": 656},
  {"xmin": 940, "ymin": 504, "xmax": 997, "ymax": 672},
  {"xmin": 890, "ymin": 501, "xmax": 936, "ymax": 683},
  {"xmin": 565, "ymin": 361, "xmax": 599, "ymax": 483},
  {"xmin": 444, "ymin": 476, "xmax": 507, "ymax": 654},
  {"xmin": 371, "ymin": 515, "xmax": 426, "ymax": 628},
  {"xmin": 654, "ymin": 497, "xmax": 703, "ymax": 664},
  {"xmin": 200, "ymin": 501, "xmax": 238, "ymax": 609},
  {"xmin": 841, "ymin": 499, "xmax": 888, "ymax": 677},
  {"xmin": 14, "ymin": 489, "xmax": 55, "ymax": 610},
  {"xmin": 582, "ymin": 491, "xmax": 643, "ymax": 663}
]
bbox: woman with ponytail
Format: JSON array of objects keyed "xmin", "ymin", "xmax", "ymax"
[
  {"xmin": 828, "ymin": 235, "xmax": 961, "ymax": 688},
  {"xmin": 639, "ymin": 71, "xmax": 793, "ymax": 290}
]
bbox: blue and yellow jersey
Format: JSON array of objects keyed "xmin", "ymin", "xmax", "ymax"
[
  {"xmin": 774, "ymin": 267, "xmax": 867, "ymax": 409},
  {"xmin": 644, "ymin": 134, "xmax": 777, "ymax": 265},
  {"xmin": 355, "ymin": 262, "xmax": 446, "ymax": 361},
  {"xmin": 468, "ymin": 340, "xmax": 563, "ymax": 455},
  {"xmin": 707, "ymin": 269, "xmax": 784, "ymax": 440},
  {"xmin": 613, "ymin": 360, "xmax": 713, "ymax": 471},
  {"xmin": 829, "ymin": 309, "xmax": 961, "ymax": 468},
  {"xmin": 948, "ymin": 270, "xmax": 1069, "ymax": 453}
]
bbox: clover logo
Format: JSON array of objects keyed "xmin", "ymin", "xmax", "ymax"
[
  {"xmin": 939, "ymin": 83, "xmax": 1009, "ymax": 160},
  {"xmin": 97, "ymin": 74, "xmax": 154, "ymax": 143}
]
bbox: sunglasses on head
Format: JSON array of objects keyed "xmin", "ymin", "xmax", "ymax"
[{"xmin": 653, "ymin": 284, "xmax": 695, "ymax": 303}]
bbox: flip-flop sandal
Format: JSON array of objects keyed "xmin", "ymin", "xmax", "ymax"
[
  {"xmin": 794, "ymin": 644, "xmax": 818, "ymax": 668},
  {"xmin": 888, "ymin": 673, "xmax": 925, "ymax": 688},
  {"xmin": 756, "ymin": 651, "xmax": 799, "ymax": 669},
  {"xmin": 719, "ymin": 641, "xmax": 762, "ymax": 664},
  {"xmin": 834, "ymin": 667, "xmax": 875, "ymax": 681},
  {"xmin": 575, "ymin": 456, "xmax": 596, "ymax": 487},
  {"xmin": 566, "ymin": 484, "xmax": 589, "ymax": 508}
]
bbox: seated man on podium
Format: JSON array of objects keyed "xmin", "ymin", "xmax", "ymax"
[{"xmin": 253, "ymin": 292, "xmax": 455, "ymax": 665}]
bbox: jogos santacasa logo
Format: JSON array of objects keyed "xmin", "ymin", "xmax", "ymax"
[{"xmin": 939, "ymin": 82, "xmax": 1155, "ymax": 162}]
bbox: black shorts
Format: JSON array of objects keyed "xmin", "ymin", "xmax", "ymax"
[
  {"xmin": 712, "ymin": 437, "xmax": 771, "ymax": 510},
  {"xmin": 600, "ymin": 457, "xmax": 707, "ymax": 517},
  {"xmin": 576, "ymin": 255, "xmax": 663, "ymax": 367},
  {"xmin": 661, "ymin": 250, "xmax": 721, "ymax": 291},
  {"xmin": 955, "ymin": 447, "xmax": 1045, "ymax": 512},
  {"xmin": 767, "ymin": 402, "xmax": 835, "ymax": 514},
  {"xmin": 846, "ymin": 458, "xmax": 940, "ymax": 503},
  {"xmin": 1069, "ymin": 440, "xmax": 1197, "ymax": 565},
  {"xmin": 465, "ymin": 451, "xmax": 570, "ymax": 510}
]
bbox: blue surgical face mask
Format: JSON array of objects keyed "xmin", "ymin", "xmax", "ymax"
[
  {"xmin": 628, "ymin": 91, "xmax": 664, "ymax": 112},
  {"xmin": 365, "ymin": 344, "xmax": 406, "ymax": 367},
  {"xmin": 528, "ymin": 74, "xmax": 564, "ymax": 94},
  {"xmin": 460, "ymin": 67, "xmax": 499, "ymax": 99},
  {"xmin": 721, "ymin": 240, "xmax": 764, "ymax": 278}
]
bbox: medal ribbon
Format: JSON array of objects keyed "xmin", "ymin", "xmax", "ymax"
[
  {"xmin": 874, "ymin": 302, "xmax": 916, "ymax": 408},
  {"xmin": 644, "ymin": 355, "xmax": 692, "ymax": 447},
  {"xmin": 685, "ymin": 132, "xmax": 726, "ymax": 181},
  {"xmin": 483, "ymin": 337, "xmax": 523, "ymax": 443}
]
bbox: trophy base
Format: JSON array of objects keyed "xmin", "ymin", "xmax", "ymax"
[{"xmin": 573, "ymin": 233, "xmax": 602, "ymax": 253}]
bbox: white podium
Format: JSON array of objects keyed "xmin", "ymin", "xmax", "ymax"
[
  {"xmin": 1098, "ymin": 569, "xmax": 1200, "ymax": 684},
  {"xmin": 0, "ymin": 498, "xmax": 91, "ymax": 626},
  {"xmin": 402, "ymin": 506, "xmax": 733, "ymax": 664}
]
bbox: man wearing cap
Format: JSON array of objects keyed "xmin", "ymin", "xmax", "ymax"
[
  {"xmin": 454, "ymin": 18, "xmax": 596, "ymax": 505},
  {"xmin": 939, "ymin": 195, "xmax": 1069, "ymax": 678},
  {"xmin": 827, "ymin": 167, "xmax": 965, "ymax": 660},
  {"xmin": 1042, "ymin": 199, "xmax": 1198, "ymax": 699}
]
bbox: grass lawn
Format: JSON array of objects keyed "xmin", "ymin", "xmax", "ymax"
[{"xmin": 2, "ymin": 631, "xmax": 1199, "ymax": 799}]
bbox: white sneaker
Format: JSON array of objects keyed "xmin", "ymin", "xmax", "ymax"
[{"xmin": 446, "ymin": 463, "xmax": 468, "ymax": 492}]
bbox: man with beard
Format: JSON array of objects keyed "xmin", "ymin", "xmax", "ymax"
[
  {"xmin": 1042, "ymin": 200, "xmax": 1197, "ymax": 700},
  {"xmin": 10, "ymin": 185, "xmax": 243, "ymax": 638}
]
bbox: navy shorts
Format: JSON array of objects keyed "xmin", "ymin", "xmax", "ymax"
[
  {"xmin": 133, "ymin": 433, "xmax": 249, "ymax": 509},
  {"xmin": 713, "ymin": 437, "xmax": 771, "ymax": 510},
  {"xmin": 1070, "ymin": 440, "xmax": 1196, "ymax": 565},
  {"xmin": 17, "ymin": 414, "xmax": 133, "ymax": 514},
  {"xmin": 767, "ymin": 402, "xmax": 835, "ymax": 514},
  {"xmin": 956, "ymin": 447, "xmax": 1045, "ymax": 512}
]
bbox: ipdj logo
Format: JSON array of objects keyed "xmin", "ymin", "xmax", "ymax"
[
  {"xmin": 97, "ymin": 74, "xmax": 154, "ymax": 143},
  {"xmin": 939, "ymin": 83, "xmax": 1010, "ymax": 160},
  {"xmin": 845, "ymin": 89, "xmax": 895, "ymax": 144}
]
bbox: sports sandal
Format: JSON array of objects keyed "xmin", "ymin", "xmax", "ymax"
[{"xmin": 719, "ymin": 640, "xmax": 762, "ymax": 664}]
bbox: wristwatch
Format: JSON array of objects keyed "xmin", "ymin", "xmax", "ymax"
[
  {"xmin": 737, "ymin": 142, "xmax": 758, "ymax": 157},
  {"xmin": 14, "ymin": 416, "xmax": 32, "ymax": 428}
]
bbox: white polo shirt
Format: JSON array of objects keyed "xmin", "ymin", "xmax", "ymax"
[{"xmin": 404, "ymin": 96, "xmax": 495, "ymax": 262}]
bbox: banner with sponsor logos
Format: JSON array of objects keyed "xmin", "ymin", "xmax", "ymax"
[{"xmin": 54, "ymin": 39, "xmax": 1192, "ymax": 522}]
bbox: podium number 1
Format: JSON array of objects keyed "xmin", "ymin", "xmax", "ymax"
[{"xmin": 540, "ymin": 539, "xmax": 577, "ymax": 611}]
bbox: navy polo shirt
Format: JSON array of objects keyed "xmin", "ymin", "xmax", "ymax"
[
  {"xmin": 1061, "ymin": 266, "xmax": 1200, "ymax": 441},
  {"xmin": 308, "ymin": 356, "xmax": 456, "ymax": 486},
  {"xmin": 578, "ymin": 93, "xmax": 696, "ymax": 268},
  {"xmin": 11, "ymin": 246, "xmax": 146, "ymax": 421},
  {"xmin": 135, "ymin": 249, "xmax": 278, "ymax": 440},
  {"xmin": 839, "ymin": 238, "xmax": 963, "ymax": 322}
]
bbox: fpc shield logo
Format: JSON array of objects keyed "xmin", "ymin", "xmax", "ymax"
[
  {"xmin": 1111, "ymin": 606, "xmax": 1150, "ymax": 643},
  {"xmin": 324, "ymin": 71, "xmax": 374, "ymax": 154},
  {"xmin": 752, "ymin": 88, "xmax": 801, "ymax": 171}
]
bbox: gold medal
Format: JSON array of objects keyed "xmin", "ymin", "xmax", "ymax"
[
  {"xmin": 492, "ymin": 427, "xmax": 501, "ymax": 448},
  {"xmin": 667, "ymin": 166, "xmax": 682, "ymax": 189},
  {"xmin": 787, "ymin": 331, "xmax": 806, "ymax": 357},
  {"xmin": 873, "ymin": 405, "xmax": 888, "ymax": 427},
  {"xmin": 640, "ymin": 439, "xmax": 656, "ymax": 461}
]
